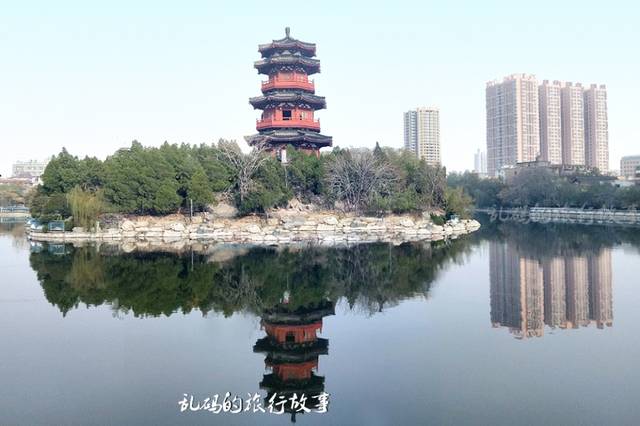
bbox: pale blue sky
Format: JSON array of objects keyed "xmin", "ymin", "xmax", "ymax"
[{"xmin": 1, "ymin": 0, "xmax": 638, "ymax": 176}]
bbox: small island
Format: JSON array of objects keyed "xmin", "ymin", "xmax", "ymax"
[{"xmin": 26, "ymin": 141, "xmax": 479, "ymax": 246}]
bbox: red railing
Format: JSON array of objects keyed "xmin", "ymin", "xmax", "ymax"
[
  {"xmin": 257, "ymin": 118, "xmax": 320, "ymax": 131},
  {"xmin": 262, "ymin": 77, "xmax": 315, "ymax": 92}
]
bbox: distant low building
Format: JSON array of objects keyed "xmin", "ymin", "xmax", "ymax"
[
  {"xmin": 620, "ymin": 155, "xmax": 640, "ymax": 179},
  {"xmin": 502, "ymin": 159, "xmax": 614, "ymax": 184},
  {"xmin": 12, "ymin": 158, "xmax": 50, "ymax": 179}
]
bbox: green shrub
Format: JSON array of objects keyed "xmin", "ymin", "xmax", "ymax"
[{"xmin": 430, "ymin": 213, "xmax": 446, "ymax": 226}]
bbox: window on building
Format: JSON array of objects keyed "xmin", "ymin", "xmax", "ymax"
[{"xmin": 282, "ymin": 110, "xmax": 292, "ymax": 120}]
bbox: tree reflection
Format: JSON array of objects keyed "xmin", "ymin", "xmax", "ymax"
[{"xmin": 29, "ymin": 239, "xmax": 474, "ymax": 318}]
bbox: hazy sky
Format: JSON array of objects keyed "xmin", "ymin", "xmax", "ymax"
[{"xmin": 1, "ymin": 0, "xmax": 638, "ymax": 177}]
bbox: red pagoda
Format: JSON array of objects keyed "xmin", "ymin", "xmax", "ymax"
[
  {"xmin": 246, "ymin": 27, "xmax": 332, "ymax": 158},
  {"xmin": 253, "ymin": 300, "xmax": 334, "ymax": 421}
]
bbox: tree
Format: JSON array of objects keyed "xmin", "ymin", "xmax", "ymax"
[
  {"xmin": 284, "ymin": 147, "xmax": 325, "ymax": 200},
  {"xmin": 499, "ymin": 168, "xmax": 557, "ymax": 207},
  {"xmin": 215, "ymin": 140, "xmax": 269, "ymax": 204},
  {"xmin": 102, "ymin": 142, "xmax": 181, "ymax": 215},
  {"xmin": 324, "ymin": 148, "xmax": 395, "ymax": 213},
  {"xmin": 445, "ymin": 187, "xmax": 473, "ymax": 219},
  {"xmin": 187, "ymin": 168, "xmax": 214, "ymax": 211},
  {"xmin": 67, "ymin": 187, "xmax": 105, "ymax": 230},
  {"xmin": 41, "ymin": 149, "xmax": 83, "ymax": 194}
]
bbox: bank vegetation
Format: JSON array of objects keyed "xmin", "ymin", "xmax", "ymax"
[{"xmin": 30, "ymin": 141, "xmax": 472, "ymax": 228}]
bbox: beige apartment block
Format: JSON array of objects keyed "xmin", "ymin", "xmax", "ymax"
[
  {"xmin": 539, "ymin": 80, "xmax": 563, "ymax": 165},
  {"xmin": 486, "ymin": 74, "xmax": 540, "ymax": 177},
  {"xmin": 584, "ymin": 84, "xmax": 609, "ymax": 172},
  {"xmin": 561, "ymin": 83, "xmax": 586, "ymax": 166},
  {"xmin": 403, "ymin": 107, "xmax": 441, "ymax": 166},
  {"xmin": 620, "ymin": 155, "xmax": 640, "ymax": 178}
]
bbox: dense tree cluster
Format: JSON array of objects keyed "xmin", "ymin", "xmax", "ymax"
[
  {"xmin": 448, "ymin": 168, "xmax": 640, "ymax": 210},
  {"xmin": 29, "ymin": 140, "xmax": 466, "ymax": 224}
]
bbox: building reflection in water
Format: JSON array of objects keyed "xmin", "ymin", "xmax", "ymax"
[
  {"xmin": 490, "ymin": 242, "xmax": 612, "ymax": 339},
  {"xmin": 253, "ymin": 296, "xmax": 335, "ymax": 422}
]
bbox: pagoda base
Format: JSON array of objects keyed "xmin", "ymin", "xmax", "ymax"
[{"xmin": 245, "ymin": 129, "xmax": 332, "ymax": 157}]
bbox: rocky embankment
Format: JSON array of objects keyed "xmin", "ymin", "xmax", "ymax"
[{"xmin": 28, "ymin": 210, "xmax": 480, "ymax": 246}]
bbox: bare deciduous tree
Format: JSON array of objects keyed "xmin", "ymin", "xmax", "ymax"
[
  {"xmin": 216, "ymin": 140, "xmax": 269, "ymax": 203},
  {"xmin": 324, "ymin": 148, "xmax": 395, "ymax": 213}
]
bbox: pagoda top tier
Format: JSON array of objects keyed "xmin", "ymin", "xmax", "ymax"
[{"xmin": 258, "ymin": 27, "xmax": 316, "ymax": 58}]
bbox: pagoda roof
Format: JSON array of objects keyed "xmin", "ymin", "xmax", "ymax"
[
  {"xmin": 258, "ymin": 27, "xmax": 316, "ymax": 58},
  {"xmin": 250, "ymin": 92, "xmax": 326, "ymax": 110},
  {"xmin": 254, "ymin": 53, "xmax": 320, "ymax": 75},
  {"xmin": 259, "ymin": 374, "xmax": 325, "ymax": 394},
  {"xmin": 245, "ymin": 129, "xmax": 332, "ymax": 148},
  {"xmin": 260, "ymin": 302, "xmax": 335, "ymax": 324},
  {"xmin": 253, "ymin": 337, "xmax": 329, "ymax": 360}
]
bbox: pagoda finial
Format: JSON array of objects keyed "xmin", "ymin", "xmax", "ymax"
[{"xmin": 285, "ymin": 27, "xmax": 290, "ymax": 38}]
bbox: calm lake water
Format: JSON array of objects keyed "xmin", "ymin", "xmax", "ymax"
[{"xmin": 1, "ymin": 219, "xmax": 640, "ymax": 426}]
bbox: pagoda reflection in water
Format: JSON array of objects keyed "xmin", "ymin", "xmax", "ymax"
[
  {"xmin": 490, "ymin": 241, "xmax": 613, "ymax": 339},
  {"xmin": 253, "ymin": 296, "xmax": 334, "ymax": 422}
]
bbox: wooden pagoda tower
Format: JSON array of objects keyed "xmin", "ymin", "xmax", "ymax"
[{"xmin": 246, "ymin": 27, "xmax": 332, "ymax": 158}]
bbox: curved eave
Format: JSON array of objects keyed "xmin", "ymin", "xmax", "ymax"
[
  {"xmin": 254, "ymin": 57, "xmax": 321, "ymax": 75},
  {"xmin": 245, "ymin": 130, "xmax": 332, "ymax": 148},
  {"xmin": 249, "ymin": 93, "xmax": 326, "ymax": 110},
  {"xmin": 259, "ymin": 40, "xmax": 316, "ymax": 58}
]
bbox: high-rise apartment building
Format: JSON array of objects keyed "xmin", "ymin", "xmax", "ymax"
[
  {"xmin": 486, "ymin": 75, "xmax": 609, "ymax": 176},
  {"xmin": 620, "ymin": 155, "xmax": 640, "ymax": 178},
  {"xmin": 486, "ymin": 74, "xmax": 540, "ymax": 177},
  {"xmin": 539, "ymin": 80, "xmax": 563, "ymax": 165},
  {"xmin": 403, "ymin": 107, "xmax": 441, "ymax": 165},
  {"xmin": 473, "ymin": 149, "xmax": 487, "ymax": 176},
  {"xmin": 561, "ymin": 83, "xmax": 586, "ymax": 166},
  {"xmin": 584, "ymin": 84, "xmax": 609, "ymax": 172}
]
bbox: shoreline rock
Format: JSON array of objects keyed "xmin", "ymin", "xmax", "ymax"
[{"xmin": 28, "ymin": 211, "xmax": 481, "ymax": 246}]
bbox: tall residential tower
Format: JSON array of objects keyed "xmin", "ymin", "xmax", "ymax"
[
  {"xmin": 584, "ymin": 84, "xmax": 609, "ymax": 172},
  {"xmin": 486, "ymin": 74, "xmax": 540, "ymax": 177},
  {"xmin": 539, "ymin": 80, "xmax": 563, "ymax": 165},
  {"xmin": 561, "ymin": 83, "xmax": 586, "ymax": 166},
  {"xmin": 403, "ymin": 107, "xmax": 441, "ymax": 165},
  {"xmin": 486, "ymin": 75, "xmax": 609, "ymax": 175}
]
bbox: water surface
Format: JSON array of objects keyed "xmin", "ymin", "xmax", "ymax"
[{"xmin": 1, "ymin": 221, "xmax": 640, "ymax": 425}]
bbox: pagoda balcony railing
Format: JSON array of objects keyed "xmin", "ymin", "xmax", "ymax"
[
  {"xmin": 257, "ymin": 117, "xmax": 320, "ymax": 131},
  {"xmin": 262, "ymin": 77, "xmax": 315, "ymax": 92}
]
